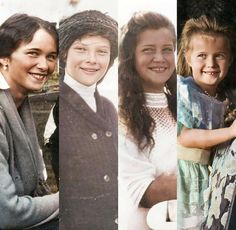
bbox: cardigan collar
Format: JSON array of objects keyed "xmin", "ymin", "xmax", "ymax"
[
  {"xmin": 0, "ymin": 72, "xmax": 10, "ymax": 90},
  {"xmin": 0, "ymin": 90, "xmax": 42, "ymax": 194}
]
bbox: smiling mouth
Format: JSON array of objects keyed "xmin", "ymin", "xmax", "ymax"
[
  {"xmin": 149, "ymin": 67, "xmax": 167, "ymax": 72},
  {"xmin": 202, "ymin": 71, "xmax": 220, "ymax": 76},
  {"xmin": 81, "ymin": 67, "xmax": 99, "ymax": 73},
  {"xmin": 29, "ymin": 73, "xmax": 48, "ymax": 81}
]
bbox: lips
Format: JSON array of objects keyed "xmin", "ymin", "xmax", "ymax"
[
  {"xmin": 149, "ymin": 66, "xmax": 167, "ymax": 73},
  {"xmin": 80, "ymin": 67, "xmax": 99, "ymax": 73},
  {"xmin": 202, "ymin": 71, "xmax": 220, "ymax": 76},
  {"xmin": 29, "ymin": 72, "xmax": 48, "ymax": 81}
]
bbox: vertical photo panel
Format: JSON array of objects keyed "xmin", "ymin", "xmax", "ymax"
[
  {"xmin": 118, "ymin": 0, "xmax": 177, "ymax": 229},
  {"xmin": 58, "ymin": 1, "xmax": 118, "ymax": 229},
  {"xmin": 177, "ymin": 0, "xmax": 236, "ymax": 229},
  {"xmin": 0, "ymin": 0, "xmax": 60, "ymax": 229}
]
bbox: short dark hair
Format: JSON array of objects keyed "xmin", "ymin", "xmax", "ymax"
[{"xmin": 0, "ymin": 13, "xmax": 58, "ymax": 59}]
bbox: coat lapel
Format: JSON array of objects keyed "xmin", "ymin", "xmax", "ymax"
[
  {"xmin": 61, "ymin": 83, "xmax": 112, "ymax": 131},
  {"xmin": 0, "ymin": 90, "xmax": 39, "ymax": 194}
]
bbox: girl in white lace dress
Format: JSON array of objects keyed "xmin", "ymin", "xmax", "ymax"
[{"xmin": 118, "ymin": 11, "xmax": 177, "ymax": 230}]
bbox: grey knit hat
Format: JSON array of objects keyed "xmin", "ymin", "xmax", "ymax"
[{"xmin": 59, "ymin": 10, "xmax": 118, "ymax": 70}]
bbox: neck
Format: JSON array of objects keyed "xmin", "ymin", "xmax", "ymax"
[
  {"xmin": 3, "ymin": 74, "xmax": 28, "ymax": 108},
  {"xmin": 202, "ymin": 87, "xmax": 217, "ymax": 98},
  {"xmin": 64, "ymin": 72, "xmax": 96, "ymax": 95},
  {"xmin": 143, "ymin": 87, "xmax": 164, "ymax": 94},
  {"xmin": 143, "ymin": 81, "xmax": 165, "ymax": 93},
  {"xmin": 10, "ymin": 88, "xmax": 27, "ymax": 108}
]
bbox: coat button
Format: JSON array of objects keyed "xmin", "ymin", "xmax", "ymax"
[
  {"xmin": 114, "ymin": 218, "xmax": 118, "ymax": 224},
  {"xmin": 105, "ymin": 131, "xmax": 112, "ymax": 137},
  {"xmin": 91, "ymin": 133, "xmax": 98, "ymax": 140},
  {"xmin": 103, "ymin": 174, "xmax": 110, "ymax": 182}
]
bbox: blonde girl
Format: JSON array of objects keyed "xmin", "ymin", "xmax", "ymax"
[{"xmin": 177, "ymin": 15, "xmax": 236, "ymax": 229}]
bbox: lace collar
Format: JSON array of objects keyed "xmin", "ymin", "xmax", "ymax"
[{"xmin": 145, "ymin": 92, "xmax": 168, "ymax": 108}]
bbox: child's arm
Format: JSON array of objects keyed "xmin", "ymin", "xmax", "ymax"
[
  {"xmin": 140, "ymin": 173, "xmax": 176, "ymax": 208},
  {"xmin": 178, "ymin": 119, "xmax": 236, "ymax": 149}
]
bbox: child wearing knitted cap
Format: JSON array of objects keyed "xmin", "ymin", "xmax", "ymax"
[{"xmin": 57, "ymin": 10, "xmax": 118, "ymax": 229}]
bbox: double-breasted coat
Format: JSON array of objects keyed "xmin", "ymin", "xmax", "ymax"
[{"xmin": 59, "ymin": 83, "xmax": 118, "ymax": 230}]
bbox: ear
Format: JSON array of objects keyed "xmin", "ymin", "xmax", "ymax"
[{"xmin": 0, "ymin": 57, "xmax": 9, "ymax": 66}]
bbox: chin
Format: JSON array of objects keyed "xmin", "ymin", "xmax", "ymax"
[{"xmin": 28, "ymin": 85, "xmax": 45, "ymax": 93}]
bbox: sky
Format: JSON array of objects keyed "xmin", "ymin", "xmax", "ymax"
[{"xmin": 0, "ymin": 0, "xmax": 176, "ymax": 108}]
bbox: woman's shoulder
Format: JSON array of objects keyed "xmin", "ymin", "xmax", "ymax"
[
  {"xmin": 0, "ymin": 101, "xmax": 8, "ymax": 127},
  {"xmin": 118, "ymin": 122, "xmax": 142, "ymax": 157},
  {"xmin": 119, "ymin": 121, "xmax": 133, "ymax": 141}
]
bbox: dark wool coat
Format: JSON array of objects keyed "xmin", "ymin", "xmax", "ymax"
[
  {"xmin": 59, "ymin": 83, "xmax": 118, "ymax": 230},
  {"xmin": 0, "ymin": 89, "xmax": 58, "ymax": 229}
]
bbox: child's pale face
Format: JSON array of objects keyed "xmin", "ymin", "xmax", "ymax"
[
  {"xmin": 65, "ymin": 35, "xmax": 111, "ymax": 86},
  {"xmin": 186, "ymin": 34, "xmax": 232, "ymax": 95},
  {"xmin": 134, "ymin": 28, "xmax": 175, "ymax": 93}
]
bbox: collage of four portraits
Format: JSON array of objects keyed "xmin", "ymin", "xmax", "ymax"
[{"xmin": 0, "ymin": 0, "xmax": 236, "ymax": 229}]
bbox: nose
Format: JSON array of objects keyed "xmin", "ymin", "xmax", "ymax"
[
  {"xmin": 86, "ymin": 51, "xmax": 97, "ymax": 64},
  {"xmin": 37, "ymin": 56, "xmax": 49, "ymax": 72},
  {"xmin": 206, "ymin": 56, "xmax": 216, "ymax": 67},
  {"xmin": 153, "ymin": 52, "xmax": 164, "ymax": 62}
]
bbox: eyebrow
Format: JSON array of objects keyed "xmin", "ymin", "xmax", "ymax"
[
  {"xmin": 141, "ymin": 43, "xmax": 173, "ymax": 47},
  {"xmin": 25, "ymin": 48, "xmax": 41, "ymax": 51},
  {"xmin": 25, "ymin": 48, "xmax": 57, "ymax": 54},
  {"xmin": 74, "ymin": 41, "xmax": 110, "ymax": 49},
  {"xmin": 195, "ymin": 50, "xmax": 227, "ymax": 54}
]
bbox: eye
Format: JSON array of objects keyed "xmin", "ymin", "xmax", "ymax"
[
  {"xmin": 47, "ymin": 53, "xmax": 57, "ymax": 61},
  {"xmin": 197, "ymin": 53, "xmax": 206, "ymax": 59},
  {"xmin": 27, "ymin": 51, "xmax": 38, "ymax": 57},
  {"xmin": 163, "ymin": 47, "xmax": 174, "ymax": 53},
  {"xmin": 215, "ymin": 53, "xmax": 226, "ymax": 60},
  {"xmin": 97, "ymin": 49, "xmax": 109, "ymax": 56},
  {"xmin": 75, "ymin": 47, "xmax": 86, "ymax": 52},
  {"xmin": 142, "ymin": 48, "xmax": 155, "ymax": 54}
]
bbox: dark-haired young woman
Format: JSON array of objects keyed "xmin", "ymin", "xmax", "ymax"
[
  {"xmin": 0, "ymin": 14, "xmax": 59, "ymax": 229},
  {"xmin": 118, "ymin": 11, "xmax": 177, "ymax": 230}
]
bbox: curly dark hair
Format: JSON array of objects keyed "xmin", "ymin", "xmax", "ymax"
[{"xmin": 119, "ymin": 11, "xmax": 177, "ymax": 151}]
